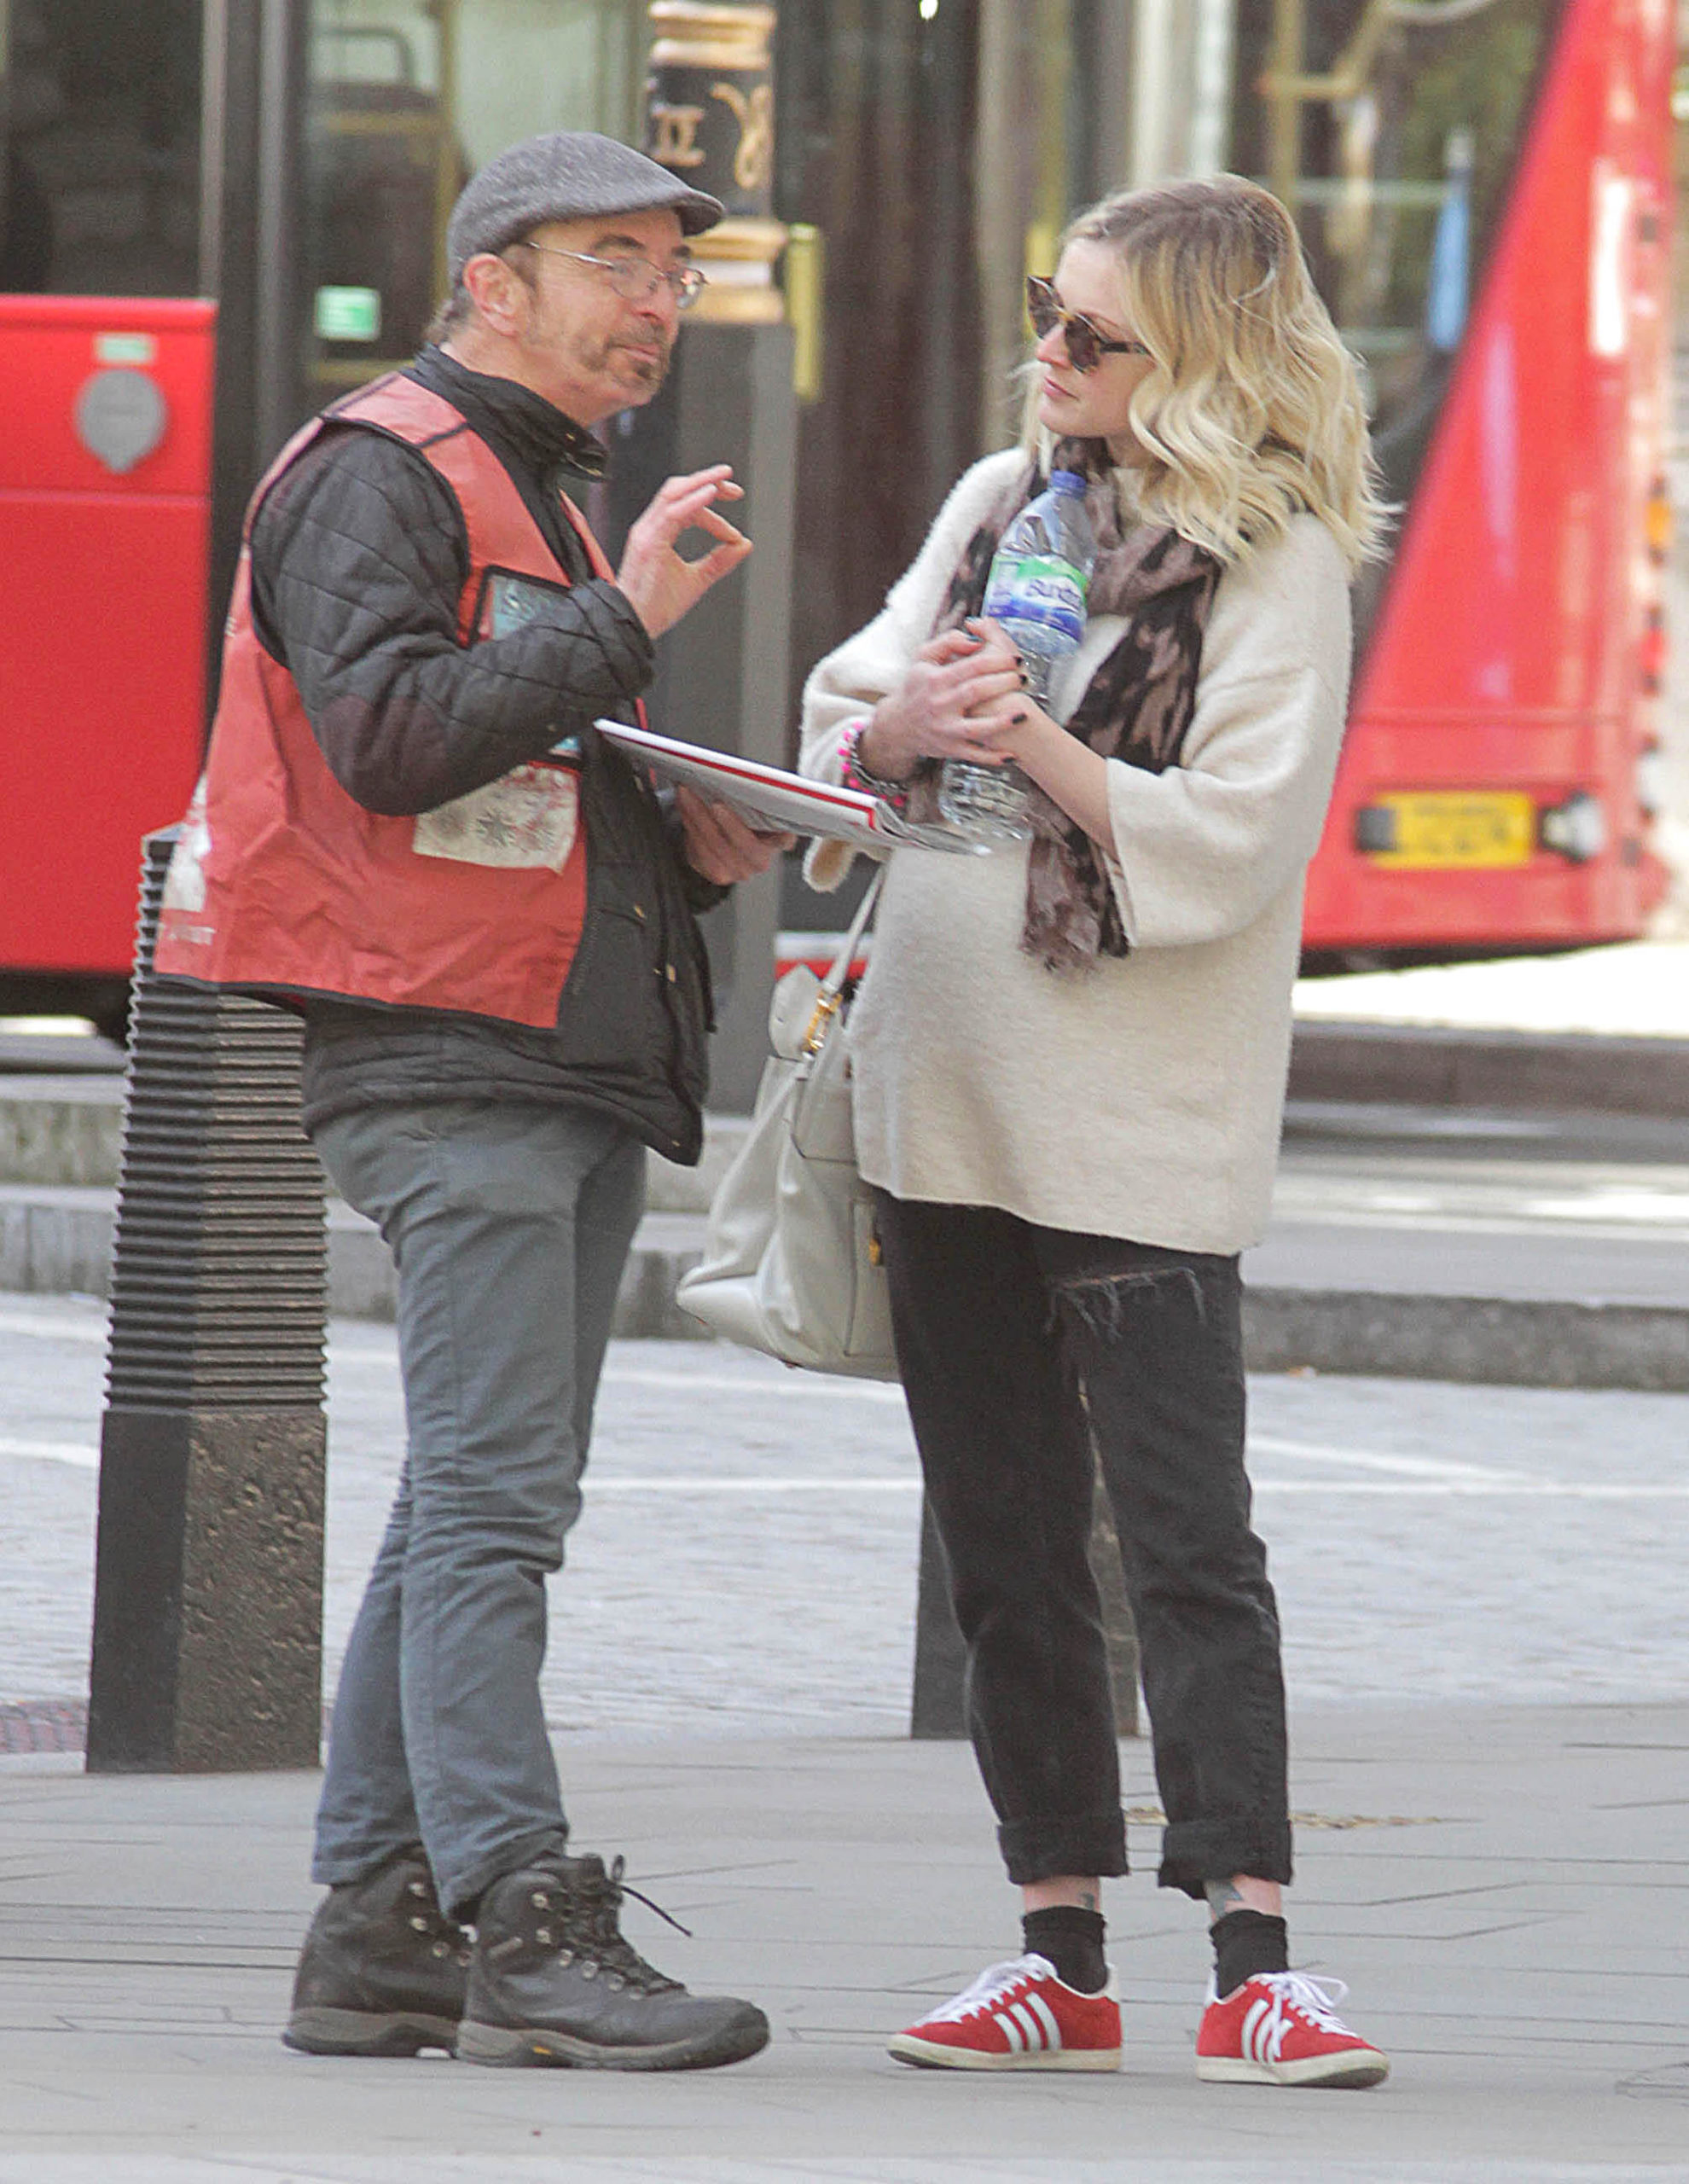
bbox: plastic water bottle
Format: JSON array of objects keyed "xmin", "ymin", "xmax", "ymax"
[{"xmin": 939, "ymin": 468, "xmax": 1096, "ymax": 843}]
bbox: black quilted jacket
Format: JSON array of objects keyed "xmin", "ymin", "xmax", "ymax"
[{"xmin": 247, "ymin": 347, "xmax": 717, "ymax": 1164}]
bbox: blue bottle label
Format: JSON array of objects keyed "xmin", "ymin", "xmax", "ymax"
[{"xmin": 982, "ymin": 551, "xmax": 1088, "ymax": 646}]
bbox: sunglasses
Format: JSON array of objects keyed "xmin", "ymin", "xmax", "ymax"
[{"xmin": 1025, "ymin": 276, "xmax": 1151, "ymax": 373}]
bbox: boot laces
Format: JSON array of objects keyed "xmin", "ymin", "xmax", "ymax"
[{"xmin": 547, "ymin": 1855, "xmax": 688, "ymax": 1995}]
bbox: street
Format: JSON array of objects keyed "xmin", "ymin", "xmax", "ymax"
[{"xmin": 4, "ymin": 1294, "xmax": 1686, "ymax": 1738}]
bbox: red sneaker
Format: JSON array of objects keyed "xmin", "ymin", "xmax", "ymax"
[
  {"xmin": 1196, "ymin": 1970, "xmax": 1389, "ymax": 2088},
  {"xmin": 888, "ymin": 1953, "xmax": 1121, "ymax": 2072}
]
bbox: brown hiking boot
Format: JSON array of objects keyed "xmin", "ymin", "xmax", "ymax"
[
  {"xmin": 456, "ymin": 1852, "xmax": 769, "ymax": 2071},
  {"xmin": 283, "ymin": 1844, "xmax": 470, "ymax": 2057}
]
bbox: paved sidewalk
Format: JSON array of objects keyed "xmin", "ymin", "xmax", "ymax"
[
  {"xmin": 6, "ymin": 1118, "xmax": 1689, "ymax": 1388},
  {"xmin": 9, "ymin": 933, "xmax": 1689, "ymax": 1389},
  {"xmin": 1292, "ymin": 938, "xmax": 1689, "ymax": 1038},
  {"xmin": 1, "ymin": 1701, "xmax": 1686, "ymax": 2181}
]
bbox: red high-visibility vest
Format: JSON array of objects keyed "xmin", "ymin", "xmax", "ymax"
[{"xmin": 156, "ymin": 373, "xmax": 632, "ymax": 1028}]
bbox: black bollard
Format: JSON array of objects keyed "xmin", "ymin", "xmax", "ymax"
[
  {"xmin": 85, "ymin": 830, "xmax": 328, "ymax": 1772},
  {"xmin": 910, "ymin": 1466, "xmax": 1141, "ymax": 1740}
]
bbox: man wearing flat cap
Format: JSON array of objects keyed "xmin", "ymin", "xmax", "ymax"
[{"xmin": 157, "ymin": 133, "xmax": 786, "ymax": 2071}]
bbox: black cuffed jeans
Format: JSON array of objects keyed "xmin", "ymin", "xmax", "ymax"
[{"xmin": 874, "ymin": 1191, "xmax": 1292, "ymax": 1899}]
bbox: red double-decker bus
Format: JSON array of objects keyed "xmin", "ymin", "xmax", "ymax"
[{"xmin": 1272, "ymin": 0, "xmax": 1675, "ymax": 961}]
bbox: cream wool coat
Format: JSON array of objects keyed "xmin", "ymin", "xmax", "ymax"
[{"xmin": 797, "ymin": 448, "xmax": 1353, "ymax": 1256}]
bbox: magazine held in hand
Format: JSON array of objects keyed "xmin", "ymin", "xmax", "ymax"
[{"xmin": 590, "ymin": 719, "xmax": 975, "ymax": 852}]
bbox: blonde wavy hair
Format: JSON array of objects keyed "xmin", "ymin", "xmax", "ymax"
[{"xmin": 1025, "ymin": 176, "xmax": 1388, "ymax": 572}]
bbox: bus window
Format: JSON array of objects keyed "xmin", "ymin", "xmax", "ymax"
[
  {"xmin": 0, "ymin": 0, "xmax": 201, "ymax": 300},
  {"xmin": 1233, "ymin": 0, "xmax": 1561, "ymax": 533}
]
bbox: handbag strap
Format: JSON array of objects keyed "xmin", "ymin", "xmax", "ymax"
[{"xmin": 801, "ymin": 868, "xmax": 884, "ymax": 1056}]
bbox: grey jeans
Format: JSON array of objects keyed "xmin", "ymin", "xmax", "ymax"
[{"xmin": 309, "ymin": 1097, "xmax": 646, "ymax": 1916}]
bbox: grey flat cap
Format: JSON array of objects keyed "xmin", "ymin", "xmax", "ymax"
[{"xmin": 447, "ymin": 131, "xmax": 724, "ymax": 284}]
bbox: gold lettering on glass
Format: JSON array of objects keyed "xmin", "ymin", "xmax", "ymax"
[
  {"xmin": 711, "ymin": 82, "xmax": 775, "ymax": 195},
  {"xmin": 649, "ymin": 104, "xmax": 707, "ymax": 168}
]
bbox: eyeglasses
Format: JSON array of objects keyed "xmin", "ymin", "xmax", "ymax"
[
  {"xmin": 517, "ymin": 241, "xmax": 706, "ymax": 311},
  {"xmin": 1025, "ymin": 276, "xmax": 1150, "ymax": 373}
]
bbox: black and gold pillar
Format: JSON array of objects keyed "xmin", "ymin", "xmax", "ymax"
[
  {"xmin": 606, "ymin": 3, "xmax": 795, "ymax": 1112},
  {"xmin": 647, "ymin": 3, "xmax": 786, "ymax": 326}
]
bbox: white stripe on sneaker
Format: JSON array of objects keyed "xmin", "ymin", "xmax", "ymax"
[
  {"xmin": 1008, "ymin": 2001, "xmax": 1043, "ymax": 2048},
  {"xmin": 995, "ymin": 2012, "xmax": 1025, "ymax": 2052},
  {"xmin": 1244, "ymin": 1994, "xmax": 1282, "ymax": 2064},
  {"xmin": 1025, "ymin": 1991, "xmax": 1063, "ymax": 2049}
]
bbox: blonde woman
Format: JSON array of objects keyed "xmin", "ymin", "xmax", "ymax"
[{"xmin": 799, "ymin": 177, "xmax": 1391, "ymax": 2085}]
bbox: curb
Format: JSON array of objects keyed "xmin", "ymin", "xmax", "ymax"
[
  {"xmin": 0, "ymin": 1186, "xmax": 716, "ymax": 1345},
  {"xmin": 1245, "ymin": 1287, "xmax": 1689, "ymax": 1394},
  {"xmin": 1287, "ymin": 1019, "xmax": 1689, "ymax": 1118},
  {"xmin": 0, "ymin": 1077, "xmax": 752, "ymax": 1205},
  {"xmin": 6, "ymin": 1183, "xmax": 1686, "ymax": 1392},
  {"xmin": 7, "ymin": 1018, "xmax": 1689, "ymax": 1197},
  {"xmin": 0, "ymin": 1075, "xmax": 125, "ymax": 1189}
]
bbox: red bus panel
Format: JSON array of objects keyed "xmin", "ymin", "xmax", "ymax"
[
  {"xmin": 0, "ymin": 295, "xmax": 215, "ymax": 983},
  {"xmin": 1304, "ymin": 0, "xmax": 1673, "ymax": 954}
]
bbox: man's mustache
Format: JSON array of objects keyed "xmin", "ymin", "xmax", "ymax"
[{"xmin": 612, "ymin": 334, "xmax": 672, "ymax": 368}]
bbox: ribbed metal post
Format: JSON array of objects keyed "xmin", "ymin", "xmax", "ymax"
[
  {"xmin": 911, "ymin": 1470, "xmax": 1141, "ymax": 1740},
  {"xmin": 86, "ymin": 829, "xmax": 328, "ymax": 1772}
]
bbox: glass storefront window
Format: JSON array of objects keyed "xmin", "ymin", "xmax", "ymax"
[
  {"xmin": 777, "ymin": 0, "xmax": 1114, "ymax": 728},
  {"xmin": 451, "ymin": 0, "xmax": 645, "ymax": 164},
  {"xmin": 307, "ymin": 1, "xmax": 458, "ymax": 388},
  {"xmin": 973, "ymin": 0, "xmax": 1090, "ymax": 448}
]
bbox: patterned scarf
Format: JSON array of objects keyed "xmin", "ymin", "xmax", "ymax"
[{"xmin": 905, "ymin": 440, "xmax": 1222, "ymax": 971}]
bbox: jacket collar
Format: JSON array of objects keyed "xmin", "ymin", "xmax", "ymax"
[{"xmin": 409, "ymin": 345, "xmax": 608, "ymax": 489}]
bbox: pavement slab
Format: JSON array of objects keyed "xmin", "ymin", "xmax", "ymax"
[{"xmin": 0, "ymin": 1706, "xmax": 1687, "ymax": 2178}]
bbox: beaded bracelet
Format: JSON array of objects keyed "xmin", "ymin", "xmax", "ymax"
[{"xmin": 839, "ymin": 717, "xmax": 910, "ymax": 809}]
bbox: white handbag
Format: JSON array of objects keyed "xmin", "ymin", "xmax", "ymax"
[{"xmin": 676, "ymin": 873, "xmax": 897, "ymax": 1380}]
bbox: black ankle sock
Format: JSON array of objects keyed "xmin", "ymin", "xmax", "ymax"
[
  {"xmin": 1022, "ymin": 1906, "xmax": 1108, "ymax": 1994},
  {"xmin": 1210, "ymin": 1908, "xmax": 1290, "ymax": 1997}
]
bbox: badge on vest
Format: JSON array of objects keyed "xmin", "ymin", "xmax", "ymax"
[
  {"xmin": 412, "ymin": 764, "xmax": 579, "ymax": 872},
  {"xmin": 479, "ymin": 569, "xmax": 582, "ymax": 762}
]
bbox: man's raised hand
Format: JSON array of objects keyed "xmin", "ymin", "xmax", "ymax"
[{"xmin": 616, "ymin": 466, "xmax": 753, "ymax": 639}]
